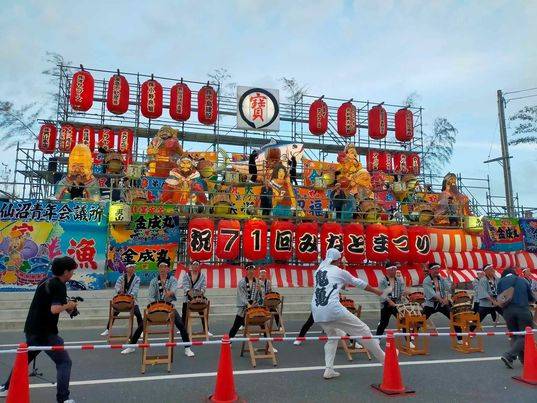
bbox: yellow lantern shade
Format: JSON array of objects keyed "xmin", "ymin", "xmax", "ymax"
[
  {"xmin": 464, "ymin": 215, "xmax": 483, "ymax": 235},
  {"xmin": 109, "ymin": 203, "xmax": 131, "ymax": 224}
]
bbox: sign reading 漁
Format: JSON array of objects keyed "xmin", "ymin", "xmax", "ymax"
[{"xmin": 0, "ymin": 201, "xmax": 109, "ymax": 291}]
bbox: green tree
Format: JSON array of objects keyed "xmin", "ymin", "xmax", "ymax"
[{"xmin": 508, "ymin": 105, "xmax": 537, "ymax": 146}]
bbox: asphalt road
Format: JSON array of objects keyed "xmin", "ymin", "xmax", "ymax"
[{"xmin": 0, "ymin": 314, "xmax": 535, "ymax": 403}]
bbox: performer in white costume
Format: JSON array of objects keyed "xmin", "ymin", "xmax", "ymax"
[{"xmin": 311, "ymin": 248, "xmax": 386, "ymax": 379}]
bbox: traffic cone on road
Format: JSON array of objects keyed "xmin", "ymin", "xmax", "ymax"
[
  {"xmin": 207, "ymin": 334, "xmax": 244, "ymax": 403},
  {"xmin": 513, "ymin": 326, "xmax": 537, "ymax": 386},
  {"xmin": 371, "ymin": 331, "xmax": 414, "ymax": 395},
  {"xmin": 7, "ymin": 343, "xmax": 30, "ymax": 403}
]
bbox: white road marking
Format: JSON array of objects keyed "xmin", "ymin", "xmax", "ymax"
[
  {"xmin": 0, "ymin": 325, "xmax": 506, "ymax": 348},
  {"xmin": 29, "ymin": 356, "xmax": 502, "ymax": 389}
]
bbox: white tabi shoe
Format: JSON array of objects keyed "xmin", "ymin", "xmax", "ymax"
[
  {"xmin": 184, "ymin": 347, "xmax": 195, "ymax": 357},
  {"xmin": 0, "ymin": 385, "xmax": 8, "ymax": 397},
  {"xmin": 121, "ymin": 347, "xmax": 135, "ymax": 355},
  {"xmin": 208, "ymin": 332, "xmax": 214, "ymax": 337},
  {"xmin": 271, "ymin": 347, "xmax": 278, "ymax": 353},
  {"xmin": 293, "ymin": 340, "xmax": 302, "ymax": 346},
  {"xmin": 100, "ymin": 329, "xmax": 109, "ymax": 336},
  {"xmin": 323, "ymin": 368, "xmax": 341, "ymax": 379}
]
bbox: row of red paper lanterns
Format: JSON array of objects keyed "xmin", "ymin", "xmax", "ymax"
[
  {"xmin": 69, "ymin": 69, "xmax": 218, "ymax": 124},
  {"xmin": 309, "ymin": 99, "xmax": 414, "ymax": 141},
  {"xmin": 38, "ymin": 123, "xmax": 133, "ymax": 155},
  {"xmin": 366, "ymin": 150, "xmax": 420, "ymax": 175},
  {"xmin": 187, "ymin": 219, "xmax": 432, "ymax": 264}
]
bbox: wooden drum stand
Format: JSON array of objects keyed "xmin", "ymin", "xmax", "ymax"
[
  {"xmin": 107, "ymin": 294, "xmax": 135, "ymax": 344},
  {"xmin": 186, "ymin": 295, "xmax": 210, "ymax": 341},
  {"xmin": 395, "ymin": 303, "xmax": 428, "ymax": 356},
  {"xmin": 240, "ymin": 306, "xmax": 278, "ymax": 367},
  {"xmin": 141, "ymin": 301, "xmax": 175, "ymax": 374},
  {"xmin": 264, "ymin": 292, "xmax": 286, "ymax": 336},
  {"xmin": 450, "ymin": 291, "xmax": 483, "ymax": 354}
]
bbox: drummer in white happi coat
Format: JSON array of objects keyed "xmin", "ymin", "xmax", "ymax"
[{"xmin": 311, "ymin": 248, "xmax": 386, "ymax": 380}]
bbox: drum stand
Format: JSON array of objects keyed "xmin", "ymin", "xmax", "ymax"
[
  {"xmin": 268, "ymin": 296, "xmax": 285, "ymax": 336},
  {"xmin": 240, "ymin": 316, "xmax": 277, "ymax": 368},
  {"xmin": 450, "ymin": 312, "xmax": 483, "ymax": 354},
  {"xmin": 186, "ymin": 301, "xmax": 210, "ymax": 341},
  {"xmin": 107, "ymin": 301, "xmax": 135, "ymax": 344},
  {"xmin": 396, "ymin": 314, "xmax": 428, "ymax": 356},
  {"xmin": 141, "ymin": 310, "xmax": 175, "ymax": 374},
  {"xmin": 339, "ymin": 305, "xmax": 372, "ymax": 361}
]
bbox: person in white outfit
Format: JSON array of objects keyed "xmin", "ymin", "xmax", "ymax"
[{"xmin": 311, "ymin": 248, "xmax": 386, "ymax": 379}]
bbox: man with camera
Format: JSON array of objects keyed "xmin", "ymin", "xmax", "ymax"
[{"xmin": 0, "ymin": 256, "xmax": 78, "ymax": 403}]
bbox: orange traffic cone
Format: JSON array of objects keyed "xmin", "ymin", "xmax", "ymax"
[
  {"xmin": 207, "ymin": 335, "xmax": 244, "ymax": 403},
  {"xmin": 371, "ymin": 331, "xmax": 414, "ymax": 395},
  {"xmin": 513, "ymin": 326, "xmax": 537, "ymax": 386},
  {"xmin": 7, "ymin": 343, "xmax": 30, "ymax": 403}
]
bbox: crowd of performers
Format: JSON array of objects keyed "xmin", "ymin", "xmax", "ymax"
[
  {"xmin": 102, "ymin": 256, "xmax": 536, "ymax": 364},
  {"xmin": 0, "ymin": 254, "xmax": 535, "ymax": 401}
]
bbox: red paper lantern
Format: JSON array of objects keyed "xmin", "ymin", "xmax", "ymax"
[
  {"xmin": 117, "ymin": 128, "xmax": 134, "ymax": 155},
  {"xmin": 58, "ymin": 124, "xmax": 76, "ymax": 153},
  {"xmin": 407, "ymin": 153, "xmax": 420, "ymax": 176},
  {"xmin": 169, "ymin": 82, "xmax": 192, "ymax": 121},
  {"xmin": 270, "ymin": 221, "xmax": 295, "ymax": 261},
  {"xmin": 76, "ymin": 126, "xmax": 95, "ymax": 152},
  {"xmin": 368, "ymin": 104, "xmax": 387, "ymax": 140},
  {"xmin": 243, "ymin": 220, "xmax": 268, "ymax": 261},
  {"xmin": 337, "ymin": 101, "xmax": 357, "ymax": 137},
  {"xmin": 97, "ymin": 128, "xmax": 115, "ymax": 152},
  {"xmin": 365, "ymin": 223, "xmax": 389, "ymax": 262},
  {"xmin": 387, "ymin": 225, "xmax": 409, "ymax": 262},
  {"xmin": 38, "ymin": 123, "xmax": 57, "ymax": 154},
  {"xmin": 187, "ymin": 218, "xmax": 214, "ymax": 261},
  {"xmin": 343, "ymin": 223, "xmax": 365, "ymax": 264},
  {"xmin": 295, "ymin": 223, "xmax": 319, "ymax": 263},
  {"xmin": 309, "ymin": 98, "xmax": 328, "ymax": 135},
  {"xmin": 367, "ymin": 150, "xmax": 392, "ymax": 173},
  {"xmin": 408, "ymin": 226, "xmax": 431, "ymax": 263},
  {"xmin": 141, "ymin": 78, "xmax": 163, "ymax": 119},
  {"xmin": 106, "ymin": 73, "xmax": 130, "ymax": 115},
  {"xmin": 395, "ymin": 108, "xmax": 414, "ymax": 142},
  {"xmin": 392, "ymin": 153, "xmax": 409, "ymax": 174},
  {"xmin": 320, "ymin": 222, "xmax": 343, "ymax": 259},
  {"xmin": 69, "ymin": 69, "xmax": 94, "ymax": 112},
  {"xmin": 198, "ymin": 85, "xmax": 218, "ymax": 125},
  {"xmin": 216, "ymin": 220, "xmax": 241, "ymax": 260}
]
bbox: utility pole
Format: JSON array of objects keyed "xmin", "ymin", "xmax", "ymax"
[{"xmin": 497, "ymin": 90, "xmax": 514, "ymax": 217}]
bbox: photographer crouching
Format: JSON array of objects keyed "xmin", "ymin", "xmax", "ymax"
[{"xmin": 0, "ymin": 256, "xmax": 78, "ymax": 403}]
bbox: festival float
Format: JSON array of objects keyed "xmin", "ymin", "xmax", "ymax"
[{"xmin": 1, "ymin": 65, "xmax": 536, "ymax": 292}]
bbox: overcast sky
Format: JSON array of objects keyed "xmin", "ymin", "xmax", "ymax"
[{"xmin": 0, "ymin": 0, "xmax": 535, "ymax": 208}]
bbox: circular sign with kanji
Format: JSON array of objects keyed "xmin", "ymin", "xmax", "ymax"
[{"xmin": 237, "ymin": 86, "xmax": 280, "ymax": 131}]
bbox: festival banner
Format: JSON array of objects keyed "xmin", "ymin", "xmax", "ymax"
[
  {"xmin": 302, "ymin": 158, "xmax": 338, "ymax": 187},
  {"xmin": 0, "ymin": 200, "xmax": 109, "ymax": 291},
  {"xmin": 107, "ymin": 203, "xmax": 180, "ymax": 285},
  {"xmin": 482, "ymin": 217, "xmax": 524, "ymax": 252},
  {"xmin": 519, "ymin": 218, "xmax": 537, "ymax": 252}
]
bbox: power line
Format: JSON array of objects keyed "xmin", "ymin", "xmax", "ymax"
[
  {"xmin": 506, "ymin": 94, "xmax": 537, "ymax": 102},
  {"xmin": 504, "ymin": 86, "xmax": 537, "ymax": 95}
]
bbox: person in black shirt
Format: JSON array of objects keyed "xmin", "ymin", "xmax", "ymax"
[
  {"xmin": 259, "ymin": 180, "xmax": 273, "ymax": 216},
  {"xmin": 290, "ymin": 155, "xmax": 298, "ymax": 186},
  {"xmin": 0, "ymin": 256, "xmax": 78, "ymax": 403}
]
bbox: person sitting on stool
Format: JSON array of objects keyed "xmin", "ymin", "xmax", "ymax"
[
  {"xmin": 181, "ymin": 261, "xmax": 212, "ymax": 336},
  {"xmin": 0, "ymin": 257, "xmax": 77, "ymax": 403},
  {"xmin": 99, "ymin": 264, "xmax": 144, "ymax": 355},
  {"xmin": 148, "ymin": 262, "xmax": 195, "ymax": 357},
  {"xmin": 228, "ymin": 264, "xmax": 263, "ymax": 338}
]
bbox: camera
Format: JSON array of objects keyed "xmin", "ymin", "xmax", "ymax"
[{"xmin": 68, "ymin": 296, "xmax": 84, "ymax": 318}]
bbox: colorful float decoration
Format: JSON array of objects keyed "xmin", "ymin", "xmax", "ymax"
[
  {"xmin": 147, "ymin": 125, "xmax": 183, "ymax": 177},
  {"xmin": 56, "ymin": 143, "xmax": 100, "ymax": 201}
]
